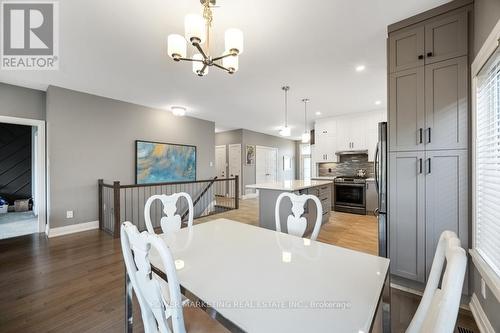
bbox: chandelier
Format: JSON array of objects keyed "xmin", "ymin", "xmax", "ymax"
[{"xmin": 167, "ymin": 0, "xmax": 244, "ymax": 76}]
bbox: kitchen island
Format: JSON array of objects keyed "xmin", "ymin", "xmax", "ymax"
[{"xmin": 246, "ymin": 180, "xmax": 333, "ymax": 235}]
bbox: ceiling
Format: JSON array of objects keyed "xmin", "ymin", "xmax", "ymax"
[{"xmin": 0, "ymin": 0, "xmax": 450, "ymax": 139}]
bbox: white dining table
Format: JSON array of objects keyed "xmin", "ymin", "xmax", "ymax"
[{"xmin": 125, "ymin": 218, "xmax": 390, "ymax": 333}]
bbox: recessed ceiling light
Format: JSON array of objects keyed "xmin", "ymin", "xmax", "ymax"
[
  {"xmin": 355, "ymin": 65, "xmax": 366, "ymax": 72},
  {"xmin": 374, "ymin": 100, "xmax": 382, "ymax": 105},
  {"xmin": 171, "ymin": 106, "xmax": 186, "ymax": 116},
  {"xmin": 315, "ymin": 111, "xmax": 322, "ymax": 116}
]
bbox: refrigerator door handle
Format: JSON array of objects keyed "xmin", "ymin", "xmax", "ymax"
[{"xmin": 374, "ymin": 142, "xmax": 380, "ymax": 193}]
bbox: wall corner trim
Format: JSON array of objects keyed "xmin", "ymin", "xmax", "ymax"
[
  {"xmin": 470, "ymin": 293, "xmax": 495, "ymax": 333},
  {"xmin": 48, "ymin": 221, "xmax": 99, "ymax": 238}
]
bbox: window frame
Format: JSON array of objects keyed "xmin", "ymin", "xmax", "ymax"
[{"xmin": 470, "ymin": 18, "xmax": 500, "ymax": 302}]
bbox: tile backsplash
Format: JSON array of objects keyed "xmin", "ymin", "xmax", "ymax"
[{"xmin": 318, "ymin": 154, "xmax": 374, "ymax": 178}]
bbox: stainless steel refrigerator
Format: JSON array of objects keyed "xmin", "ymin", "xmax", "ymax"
[
  {"xmin": 375, "ymin": 122, "xmax": 391, "ymax": 332},
  {"xmin": 375, "ymin": 122, "xmax": 388, "ymax": 258}
]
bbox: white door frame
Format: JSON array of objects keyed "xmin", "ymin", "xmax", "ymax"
[
  {"xmin": 215, "ymin": 145, "xmax": 227, "ymax": 196},
  {"xmin": 228, "ymin": 144, "xmax": 242, "ymax": 197},
  {"xmin": 0, "ymin": 115, "xmax": 47, "ymax": 235}
]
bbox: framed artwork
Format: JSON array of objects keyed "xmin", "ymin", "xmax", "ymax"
[
  {"xmin": 135, "ymin": 140, "xmax": 196, "ymax": 184},
  {"xmin": 245, "ymin": 145, "xmax": 256, "ymax": 165}
]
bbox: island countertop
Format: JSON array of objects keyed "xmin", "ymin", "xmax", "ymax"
[{"xmin": 246, "ymin": 179, "xmax": 333, "ymax": 192}]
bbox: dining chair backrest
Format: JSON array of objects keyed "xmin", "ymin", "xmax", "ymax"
[
  {"xmin": 121, "ymin": 221, "xmax": 186, "ymax": 333},
  {"xmin": 406, "ymin": 231, "xmax": 467, "ymax": 333},
  {"xmin": 275, "ymin": 192, "xmax": 323, "ymax": 240},
  {"xmin": 144, "ymin": 193, "xmax": 194, "ymax": 234}
]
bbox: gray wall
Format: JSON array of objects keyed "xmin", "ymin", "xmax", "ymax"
[
  {"xmin": 241, "ymin": 129, "xmax": 295, "ymax": 194},
  {"xmin": 0, "ymin": 82, "xmax": 46, "ymax": 120},
  {"xmin": 474, "ymin": 0, "xmax": 500, "ymax": 56},
  {"xmin": 215, "ymin": 129, "xmax": 242, "ymax": 146},
  {"xmin": 215, "ymin": 129, "xmax": 296, "ymax": 195},
  {"xmin": 471, "ymin": 1, "xmax": 500, "ymax": 330},
  {"xmin": 46, "ymin": 86, "xmax": 215, "ymax": 228}
]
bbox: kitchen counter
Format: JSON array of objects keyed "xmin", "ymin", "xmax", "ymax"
[
  {"xmin": 247, "ymin": 179, "xmax": 333, "ymax": 191},
  {"xmin": 246, "ymin": 180, "xmax": 332, "ymax": 235},
  {"xmin": 311, "ymin": 176, "xmax": 336, "ymax": 180}
]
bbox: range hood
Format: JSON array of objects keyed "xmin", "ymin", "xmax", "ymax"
[{"xmin": 335, "ymin": 149, "xmax": 368, "ymax": 156}]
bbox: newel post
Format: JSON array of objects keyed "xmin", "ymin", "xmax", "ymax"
[
  {"xmin": 98, "ymin": 179, "xmax": 104, "ymax": 231},
  {"xmin": 113, "ymin": 181, "xmax": 121, "ymax": 238},
  {"xmin": 234, "ymin": 175, "xmax": 239, "ymax": 209}
]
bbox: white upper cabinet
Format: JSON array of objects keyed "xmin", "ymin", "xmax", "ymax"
[
  {"xmin": 314, "ymin": 118, "xmax": 337, "ymax": 163},
  {"xmin": 313, "ymin": 110, "xmax": 385, "ymax": 163}
]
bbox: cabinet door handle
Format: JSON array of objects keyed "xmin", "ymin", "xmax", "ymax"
[
  {"xmin": 427, "ymin": 158, "xmax": 431, "ymax": 174},
  {"xmin": 427, "ymin": 127, "xmax": 432, "ymax": 144},
  {"xmin": 419, "ymin": 158, "xmax": 423, "ymax": 174},
  {"xmin": 419, "ymin": 128, "xmax": 423, "ymax": 144},
  {"xmin": 418, "ymin": 54, "xmax": 424, "ymax": 60},
  {"xmin": 427, "ymin": 52, "xmax": 433, "ymax": 57}
]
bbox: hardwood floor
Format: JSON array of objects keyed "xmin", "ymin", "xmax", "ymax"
[{"xmin": 0, "ymin": 198, "xmax": 477, "ymax": 332}]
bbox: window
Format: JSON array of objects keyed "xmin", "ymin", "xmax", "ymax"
[
  {"xmin": 472, "ymin": 27, "xmax": 500, "ymax": 297},
  {"xmin": 300, "ymin": 144, "xmax": 311, "ymax": 180}
]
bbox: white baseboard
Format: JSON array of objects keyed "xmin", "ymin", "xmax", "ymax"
[
  {"xmin": 470, "ymin": 293, "xmax": 495, "ymax": 333},
  {"xmin": 48, "ymin": 220, "xmax": 99, "ymax": 238},
  {"xmin": 391, "ymin": 282, "xmax": 470, "ymax": 311},
  {"xmin": 242, "ymin": 193, "xmax": 258, "ymax": 200}
]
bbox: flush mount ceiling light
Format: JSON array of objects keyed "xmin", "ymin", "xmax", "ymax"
[
  {"xmin": 167, "ymin": 0, "xmax": 243, "ymax": 76},
  {"xmin": 279, "ymin": 86, "xmax": 291, "ymax": 137},
  {"xmin": 355, "ymin": 64, "xmax": 366, "ymax": 72},
  {"xmin": 301, "ymin": 98, "xmax": 310, "ymax": 143},
  {"xmin": 315, "ymin": 111, "xmax": 322, "ymax": 116},
  {"xmin": 374, "ymin": 100, "xmax": 382, "ymax": 105},
  {"xmin": 171, "ymin": 106, "xmax": 187, "ymax": 116}
]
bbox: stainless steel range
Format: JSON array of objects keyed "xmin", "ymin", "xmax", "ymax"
[{"xmin": 334, "ymin": 176, "xmax": 366, "ymax": 215}]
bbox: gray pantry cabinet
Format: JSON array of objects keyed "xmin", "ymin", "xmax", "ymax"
[{"xmin": 387, "ymin": 1, "xmax": 471, "ymax": 290}]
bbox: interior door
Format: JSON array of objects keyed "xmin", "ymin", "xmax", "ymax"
[
  {"xmin": 256, "ymin": 146, "xmax": 267, "ymax": 185},
  {"xmin": 256, "ymin": 146, "xmax": 277, "ymax": 184},
  {"xmin": 424, "ymin": 56, "xmax": 468, "ymax": 150},
  {"xmin": 389, "ymin": 25, "xmax": 425, "ymax": 73},
  {"xmin": 424, "ymin": 10, "xmax": 467, "ymax": 65},
  {"xmin": 267, "ymin": 148, "xmax": 277, "ymax": 182},
  {"xmin": 228, "ymin": 144, "xmax": 242, "ymax": 198},
  {"xmin": 389, "ymin": 67, "xmax": 425, "ymax": 152},
  {"xmin": 215, "ymin": 145, "xmax": 226, "ymax": 196}
]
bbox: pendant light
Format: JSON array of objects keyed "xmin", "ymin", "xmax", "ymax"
[
  {"xmin": 301, "ymin": 98, "xmax": 310, "ymax": 143},
  {"xmin": 279, "ymin": 86, "xmax": 291, "ymax": 137}
]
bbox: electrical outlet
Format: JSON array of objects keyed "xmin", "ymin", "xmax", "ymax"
[
  {"xmin": 66, "ymin": 210, "xmax": 74, "ymax": 219},
  {"xmin": 481, "ymin": 278, "xmax": 487, "ymax": 299},
  {"xmin": 209, "ymin": 161, "xmax": 214, "ymax": 167}
]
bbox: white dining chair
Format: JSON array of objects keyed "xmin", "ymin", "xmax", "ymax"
[
  {"xmin": 406, "ymin": 231, "xmax": 467, "ymax": 333},
  {"xmin": 275, "ymin": 192, "xmax": 323, "ymax": 240},
  {"xmin": 144, "ymin": 193, "xmax": 194, "ymax": 234},
  {"xmin": 121, "ymin": 221, "xmax": 186, "ymax": 333}
]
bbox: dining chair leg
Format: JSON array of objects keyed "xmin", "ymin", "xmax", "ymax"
[{"xmin": 125, "ymin": 269, "xmax": 133, "ymax": 333}]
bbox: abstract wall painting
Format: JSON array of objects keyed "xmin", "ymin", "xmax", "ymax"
[{"xmin": 136, "ymin": 140, "xmax": 196, "ymax": 184}]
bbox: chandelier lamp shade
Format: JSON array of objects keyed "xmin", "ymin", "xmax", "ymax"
[
  {"xmin": 279, "ymin": 86, "xmax": 291, "ymax": 137},
  {"xmin": 301, "ymin": 98, "xmax": 310, "ymax": 143},
  {"xmin": 167, "ymin": 0, "xmax": 243, "ymax": 76}
]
